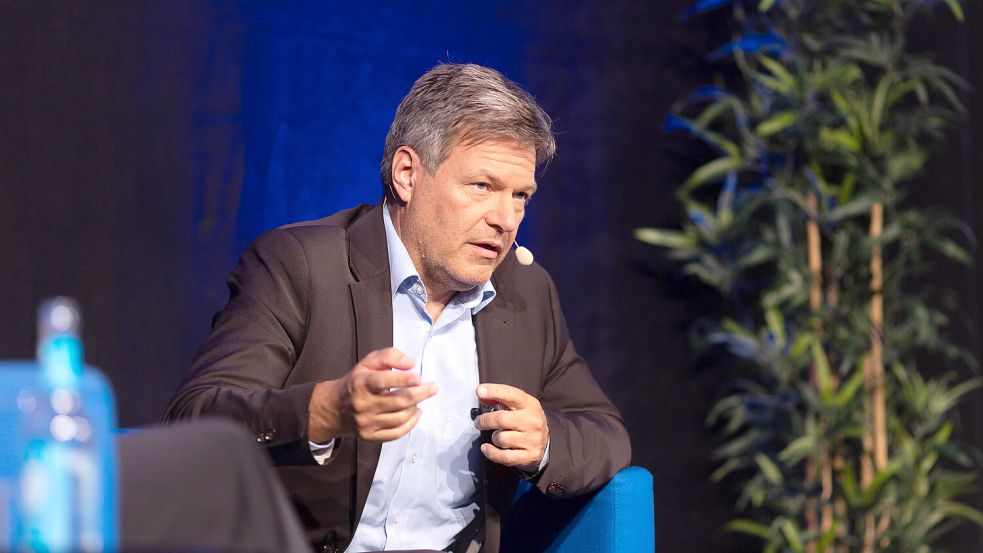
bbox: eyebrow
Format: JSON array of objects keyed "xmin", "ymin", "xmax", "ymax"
[{"xmin": 466, "ymin": 173, "xmax": 538, "ymax": 193}]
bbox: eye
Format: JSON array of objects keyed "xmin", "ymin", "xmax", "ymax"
[
  {"xmin": 470, "ymin": 182, "xmax": 489, "ymax": 191},
  {"xmin": 513, "ymin": 191, "xmax": 533, "ymax": 205}
]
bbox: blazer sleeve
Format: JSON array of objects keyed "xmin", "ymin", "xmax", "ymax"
[
  {"xmin": 162, "ymin": 228, "xmax": 320, "ymax": 465},
  {"xmin": 533, "ymin": 273, "xmax": 632, "ymax": 497}
]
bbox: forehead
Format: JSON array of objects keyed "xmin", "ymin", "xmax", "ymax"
[{"xmin": 439, "ymin": 137, "xmax": 537, "ymax": 181}]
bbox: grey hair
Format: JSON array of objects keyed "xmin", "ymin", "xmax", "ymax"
[{"xmin": 381, "ymin": 63, "xmax": 556, "ymax": 201}]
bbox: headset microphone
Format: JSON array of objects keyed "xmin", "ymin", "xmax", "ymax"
[{"xmin": 513, "ymin": 241, "xmax": 534, "ymax": 266}]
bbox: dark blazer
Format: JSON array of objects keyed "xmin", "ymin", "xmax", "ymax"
[{"xmin": 164, "ymin": 203, "xmax": 631, "ymax": 553}]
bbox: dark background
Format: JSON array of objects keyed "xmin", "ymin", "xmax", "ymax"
[{"xmin": 2, "ymin": 2, "xmax": 982, "ymax": 551}]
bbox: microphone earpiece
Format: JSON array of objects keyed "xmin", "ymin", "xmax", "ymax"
[{"xmin": 513, "ymin": 241, "xmax": 534, "ymax": 266}]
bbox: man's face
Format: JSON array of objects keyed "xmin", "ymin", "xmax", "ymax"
[{"xmin": 395, "ymin": 137, "xmax": 537, "ymax": 297}]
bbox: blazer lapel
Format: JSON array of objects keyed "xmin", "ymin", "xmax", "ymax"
[{"xmin": 346, "ymin": 204, "xmax": 392, "ymax": 529}]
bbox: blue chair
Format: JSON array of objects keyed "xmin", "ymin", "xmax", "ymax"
[{"xmin": 502, "ymin": 466, "xmax": 655, "ymax": 552}]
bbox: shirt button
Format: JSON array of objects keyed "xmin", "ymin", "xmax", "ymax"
[
  {"xmin": 394, "ymin": 513, "xmax": 400, "ymax": 524},
  {"xmin": 413, "ymin": 284, "xmax": 423, "ymax": 296},
  {"xmin": 411, "ymin": 453, "xmax": 417, "ymax": 463}
]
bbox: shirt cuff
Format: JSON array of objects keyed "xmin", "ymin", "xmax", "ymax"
[{"xmin": 309, "ymin": 439, "xmax": 336, "ymax": 465}]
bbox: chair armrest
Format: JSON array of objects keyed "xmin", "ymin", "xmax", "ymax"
[{"xmin": 502, "ymin": 466, "xmax": 655, "ymax": 553}]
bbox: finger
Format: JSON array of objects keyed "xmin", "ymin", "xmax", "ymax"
[
  {"xmin": 360, "ymin": 347, "xmax": 416, "ymax": 372},
  {"xmin": 364, "ymin": 369, "xmax": 422, "ymax": 393},
  {"xmin": 476, "ymin": 383, "xmax": 532, "ymax": 410},
  {"xmin": 365, "ymin": 407, "xmax": 423, "ymax": 442},
  {"xmin": 480, "ymin": 442, "xmax": 538, "ymax": 470},
  {"xmin": 355, "ymin": 407, "xmax": 421, "ymax": 435},
  {"xmin": 490, "ymin": 429, "xmax": 526, "ymax": 450},
  {"xmin": 475, "ymin": 409, "xmax": 519, "ymax": 431},
  {"xmin": 376, "ymin": 383, "xmax": 439, "ymax": 413}
]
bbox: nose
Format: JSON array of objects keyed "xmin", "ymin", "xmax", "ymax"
[{"xmin": 485, "ymin": 192, "xmax": 520, "ymax": 233}]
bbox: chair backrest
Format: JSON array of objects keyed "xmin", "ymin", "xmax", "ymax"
[{"xmin": 501, "ymin": 466, "xmax": 655, "ymax": 553}]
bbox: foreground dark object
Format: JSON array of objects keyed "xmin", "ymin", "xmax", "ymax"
[{"xmin": 118, "ymin": 418, "xmax": 310, "ymax": 553}]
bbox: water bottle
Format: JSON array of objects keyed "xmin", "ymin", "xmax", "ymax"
[{"xmin": 13, "ymin": 297, "xmax": 118, "ymax": 551}]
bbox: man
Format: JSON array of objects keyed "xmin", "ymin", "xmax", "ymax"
[{"xmin": 165, "ymin": 63, "xmax": 630, "ymax": 553}]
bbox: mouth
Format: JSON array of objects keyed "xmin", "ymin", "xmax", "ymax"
[{"xmin": 468, "ymin": 241, "xmax": 503, "ymax": 260}]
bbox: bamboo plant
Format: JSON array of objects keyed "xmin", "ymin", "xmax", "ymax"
[{"xmin": 636, "ymin": 0, "xmax": 982, "ymax": 550}]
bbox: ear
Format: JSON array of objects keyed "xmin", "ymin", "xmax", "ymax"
[{"xmin": 390, "ymin": 146, "xmax": 422, "ymax": 204}]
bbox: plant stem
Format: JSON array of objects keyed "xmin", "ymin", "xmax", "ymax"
[
  {"xmin": 808, "ymin": 194, "xmax": 823, "ymax": 314},
  {"xmin": 863, "ymin": 201, "xmax": 887, "ymax": 552},
  {"xmin": 806, "ymin": 192, "xmax": 833, "ymax": 552}
]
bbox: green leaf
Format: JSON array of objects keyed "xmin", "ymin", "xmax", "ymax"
[
  {"xmin": 887, "ymin": 148, "xmax": 927, "ymax": 182},
  {"xmin": 780, "ymin": 519, "xmax": 804, "ymax": 553},
  {"xmin": 834, "ymin": 364, "xmax": 866, "ymax": 408},
  {"xmin": 887, "ymin": 79, "xmax": 924, "ymax": 106},
  {"xmin": 914, "ymin": 79, "xmax": 929, "ymax": 104},
  {"xmin": 790, "ymin": 332, "xmax": 813, "ymax": 361},
  {"xmin": 819, "ymin": 127, "xmax": 860, "ymax": 153},
  {"xmin": 933, "ymin": 421, "xmax": 954, "ymax": 446},
  {"xmin": 778, "ymin": 435, "xmax": 814, "ymax": 465},
  {"xmin": 757, "ymin": 0, "xmax": 778, "ymax": 12},
  {"xmin": 938, "ymin": 378, "xmax": 983, "ymax": 411},
  {"xmin": 830, "ymin": 90, "xmax": 852, "ymax": 116},
  {"xmin": 836, "ymin": 172, "xmax": 857, "ymax": 205},
  {"xmin": 861, "ymin": 461, "xmax": 901, "ymax": 505},
  {"xmin": 928, "ymin": 237, "xmax": 972, "ymax": 264},
  {"xmin": 634, "ymin": 228, "xmax": 698, "ymax": 250},
  {"xmin": 926, "ymin": 73, "xmax": 967, "ymax": 114},
  {"xmin": 758, "ymin": 56, "xmax": 795, "ymax": 91},
  {"xmin": 920, "ymin": 451, "xmax": 939, "ymax": 474},
  {"xmin": 713, "ymin": 428, "xmax": 763, "ymax": 459},
  {"xmin": 827, "ymin": 194, "xmax": 878, "ymax": 222},
  {"xmin": 671, "ymin": 114, "xmax": 742, "ymax": 158},
  {"xmin": 755, "ymin": 111, "xmax": 798, "ymax": 137},
  {"xmin": 869, "ymin": 73, "xmax": 895, "ymax": 135},
  {"xmin": 735, "ymin": 244, "xmax": 776, "ymax": 269},
  {"xmin": 840, "ymin": 461, "xmax": 861, "ymax": 506},
  {"xmin": 940, "ymin": 501, "xmax": 983, "ymax": 528},
  {"xmin": 706, "ymin": 394, "xmax": 743, "ymax": 426},
  {"xmin": 681, "ymin": 157, "xmax": 743, "ymax": 194},
  {"xmin": 726, "ymin": 518, "xmax": 772, "ymax": 539},
  {"xmin": 815, "ymin": 521, "xmax": 838, "ymax": 552},
  {"xmin": 693, "ymin": 100, "xmax": 731, "ymax": 129},
  {"xmin": 944, "ymin": 0, "xmax": 965, "ymax": 22},
  {"xmin": 811, "ymin": 341, "xmax": 834, "ymax": 402},
  {"xmin": 721, "ymin": 318, "xmax": 750, "ymax": 336},
  {"xmin": 764, "ymin": 309, "xmax": 786, "ymax": 347},
  {"xmin": 812, "ymin": 63, "xmax": 862, "ymax": 93},
  {"xmin": 755, "ymin": 453, "xmax": 783, "ymax": 485},
  {"xmin": 711, "ymin": 457, "xmax": 744, "ymax": 482},
  {"xmin": 755, "ymin": 73, "xmax": 792, "ymax": 95}
]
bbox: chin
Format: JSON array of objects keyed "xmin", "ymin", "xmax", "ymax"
[{"xmin": 448, "ymin": 268, "xmax": 495, "ymax": 289}]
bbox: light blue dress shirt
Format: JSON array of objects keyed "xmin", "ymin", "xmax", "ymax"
[{"xmin": 343, "ymin": 207, "xmax": 497, "ymax": 552}]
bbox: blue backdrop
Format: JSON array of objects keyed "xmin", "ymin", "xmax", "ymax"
[{"xmin": 236, "ymin": 3, "xmax": 532, "ymax": 250}]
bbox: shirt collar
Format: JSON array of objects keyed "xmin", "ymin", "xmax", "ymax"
[{"xmin": 382, "ymin": 206, "xmax": 497, "ymax": 314}]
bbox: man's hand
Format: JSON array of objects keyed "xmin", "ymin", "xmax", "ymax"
[
  {"xmin": 474, "ymin": 384, "xmax": 549, "ymax": 472},
  {"xmin": 308, "ymin": 348, "xmax": 437, "ymax": 443}
]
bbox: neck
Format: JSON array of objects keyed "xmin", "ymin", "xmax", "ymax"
[
  {"xmin": 424, "ymin": 289, "xmax": 456, "ymax": 321},
  {"xmin": 388, "ymin": 203, "xmax": 458, "ymax": 321}
]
